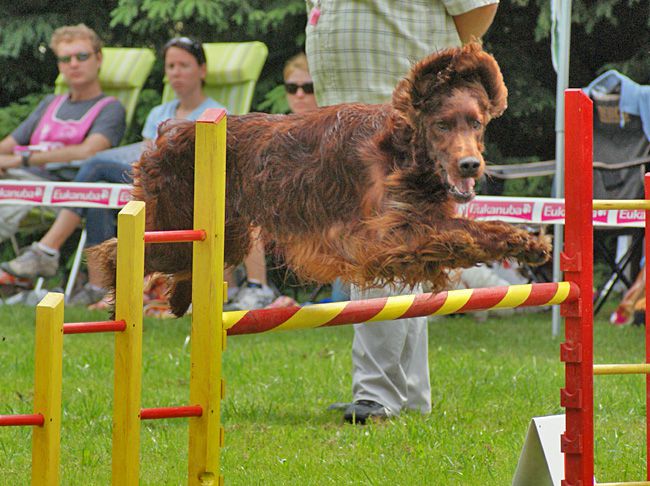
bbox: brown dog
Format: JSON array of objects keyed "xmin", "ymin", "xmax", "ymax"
[{"xmin": 89, "ymin": 43, "xmax": 551, "ymax": 316}]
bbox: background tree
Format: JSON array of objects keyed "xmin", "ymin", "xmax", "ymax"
[{"xmin": 1, "ymin": 0, "xmax": 648, "ymax": 194}]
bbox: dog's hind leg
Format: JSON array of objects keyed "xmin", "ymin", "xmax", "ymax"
[{"xmin": 168, "ymin": 275, "xmax": 193, "ymax": 316}]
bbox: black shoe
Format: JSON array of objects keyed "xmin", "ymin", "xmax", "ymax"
[{"xmin": 343, "ymin": 400, "xmax": 388, "ymax": 424}]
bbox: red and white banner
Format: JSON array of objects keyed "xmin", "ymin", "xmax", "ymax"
[
  {"xmin": 458, "ymin": 196, "xmax": 645, "ymax": 227},
  {"xmin": 0, "ymin": 180, "xmax": 645, "ymax": 227},
  {"xmin": 0, "ymin": 181, "xmax": 130, "ymax": 209}
]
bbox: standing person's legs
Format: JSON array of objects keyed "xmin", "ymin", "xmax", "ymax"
[
  {"xmin": 403, "ymin": 315, "xmax": 431, "ymax": 413},
  {"xmin": 345, "ymin": 284, "xmax": 430, "ymax": 423}
]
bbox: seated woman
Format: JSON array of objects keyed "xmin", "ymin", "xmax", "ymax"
[{"xmin": 0, "ymin": 37, "xmax": 224, "ymax": 305}]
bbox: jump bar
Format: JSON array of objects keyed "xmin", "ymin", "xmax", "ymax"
[
  {"xmin": 140, "ymin": 405, "xmax": 203, "ymax": 420},
  {"xmin": 63, "ymin": 320, "xmax": 126, "ymax": 334},
  {"xmin": 144, "ymin": 230, "xmax": 206, "ymax": 243},
  {"xmin": 0, "ymin": 413, "xmax": 44, "ymax": 427}
]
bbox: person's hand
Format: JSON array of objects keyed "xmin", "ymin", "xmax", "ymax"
[{"xmin": 0, "ymin": 154, "xmax": 21, "ymax": 174}]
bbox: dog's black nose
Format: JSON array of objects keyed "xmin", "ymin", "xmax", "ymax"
[{"xmin": 458, "ymin": 157, "xmax": 481, "ymax": 176}]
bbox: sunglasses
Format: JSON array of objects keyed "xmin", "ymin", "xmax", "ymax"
[
  {"xmin": 57, "ymin": 51, "xmax": 95, "ymax": 64},
  {"xmin": 163, "ymin": 37, "xmax": 206, "ymax": 65},
  {"xmin": 284, "ymin": 82, "xmax": 314, "ymax": 94}
]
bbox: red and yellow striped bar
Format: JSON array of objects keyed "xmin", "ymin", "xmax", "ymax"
[
  {"xmin": 225, "ymin": 281, "xmax": 578, "ymax": 335},
  {"xmin": 144, "ymin": 229, "xmax": 206, "ymax": 243},
  {"xmin": 0, "ymin": 413, "xmax": 44, "ymax": 427},
  {"xmin": 63, "ymin": 320, "xmax": 126, "ymax": 334},
  {"xmin": 140, "ymin": 406, "xmax": 203, "ymax": 420}
]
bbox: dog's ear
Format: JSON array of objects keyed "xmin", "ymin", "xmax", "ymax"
[
  {"xmin": 393, "ymin": 49, "xmax": 459, "ymax": 114},
  {"xmin": 454, "ymin": 43, "xmax": 508, "ymax": 118},
  {"xmin": 394, "ymin": 43, "xmax": 508, "ymax": 119}
]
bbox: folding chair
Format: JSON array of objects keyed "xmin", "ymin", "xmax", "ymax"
[
  {"xmin": 161, "ymin": 41, "xmax": 269, "ymax": 113},
  {"xmin": 485, "ymin": 82, "xmax": 650, "ymax": 313},
  {"xmin": 590, "ymin": 90, "xmax": 650, "ymax": 313},
  {"xmin": 37, "ymin": 48, "xmax": 155, "ymax": 299}
]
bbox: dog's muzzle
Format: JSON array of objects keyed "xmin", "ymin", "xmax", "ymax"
[
  {"xmin": 458, "ymin": 157, "xmax": 481, "ymax": 177},
  {"xmin": 440, "ymin": 157, "xmax": 481, "ymax": 203}
]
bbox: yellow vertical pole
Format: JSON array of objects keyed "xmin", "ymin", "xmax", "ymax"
[
  {"xmin": 111, "ymin": 200, "xmax": 145, "ymax": 485},
  {"xmin": 31, "ymin": 292, "xmax": 64, "ymax": 486},
  {"xmin": 188, "ymin": 109, "xmax": 227, "ymax": 486}
]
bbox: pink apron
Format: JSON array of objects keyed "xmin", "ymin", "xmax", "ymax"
[{"xmin": 15, "ymin": 94, "xmax": 116, "ymax": 152}]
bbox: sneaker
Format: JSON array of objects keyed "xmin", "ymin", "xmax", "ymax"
[
  {"xmin": 1, "ymin": 243, "xmax": 59, "ymax": 279},
  {"xmin": 1, "ymin": 288, "xmax": 50, "ymax": 306},
  {"xmin": 224, "ymin": 282, "xmax": 275, "ymax": 311},
  {"xmin": 343, "ymin": 400, "xmax": 389, "ymax": 424},
  {"xmin": 69, "ymin": 283, "xmax": 107, "ymax": 306}
]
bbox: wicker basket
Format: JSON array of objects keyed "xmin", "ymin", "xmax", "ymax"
[{"xmin": 593, "ymin": 92, "xmax": 629, "ymax": 124}]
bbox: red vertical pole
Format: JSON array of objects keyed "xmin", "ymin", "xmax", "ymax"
[
  {"xmin": 644, "ymin": 173, "xmax": 650, "ymax": 481},
  {"xmin": 560, "ymin": 88, "xmax": 594, "ymax": 486}
]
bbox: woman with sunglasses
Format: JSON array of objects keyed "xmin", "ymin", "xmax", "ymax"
[
  {"xmin": 1, "ymin": 37, "xmax": 225, "ymax": 306},
  {"xmin": 284, "ymin": 53, "xmax": 318, "ymax": 115},
  {"xmin": 225, "ymin": 53, "xmax": 319, "ymax": 311}
]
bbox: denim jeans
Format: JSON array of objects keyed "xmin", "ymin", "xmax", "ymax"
[{"xmin": 70, "ymin": 142, "xmax": 143, "ymax": 247}]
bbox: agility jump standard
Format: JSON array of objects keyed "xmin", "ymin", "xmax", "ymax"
[
  {"xmin": 0, "ymin": 109, "xmax": 229, "ymax": 486},
  {"xmin": 0, "ymin": 92, "xmax": 646, "ymax": 484}
]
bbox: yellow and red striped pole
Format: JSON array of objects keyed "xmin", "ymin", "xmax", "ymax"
[{"xmin": 224, "ymin": 282, "xmax": 578, "ymax": 335}]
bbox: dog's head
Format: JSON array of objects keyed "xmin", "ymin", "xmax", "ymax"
[{"xmin": 392, "ymin": 43, "xmax": 507, "ymax": 203}]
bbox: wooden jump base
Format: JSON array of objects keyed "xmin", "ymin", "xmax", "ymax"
[{"xmin": 2, "ymin": 91, "xmax": 649, "ymax": 485}]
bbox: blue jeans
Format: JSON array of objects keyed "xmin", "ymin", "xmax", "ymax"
[{"xmin": 70, "ymin": 143, "xmax": 143, "ymax": 247}]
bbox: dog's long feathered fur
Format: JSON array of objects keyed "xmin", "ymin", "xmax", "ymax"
[{"xmin": 89, "ymin": 43, "xmax": 551, "ymax": 316}]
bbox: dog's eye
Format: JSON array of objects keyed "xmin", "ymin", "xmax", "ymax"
[
  {"xmin": 435, "ymin": 122, "xmax": 450, "ymax": 132},
  {"xmin": 471, "ymin": 120, "xmax": 482, "ymax": 130}
]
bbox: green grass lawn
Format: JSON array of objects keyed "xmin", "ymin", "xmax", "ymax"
[{"xmin": 0, "ymin": 303, "xmax": 647, "ymax": 485}]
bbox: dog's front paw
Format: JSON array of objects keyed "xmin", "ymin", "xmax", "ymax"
[{"xmin": 516, "ymin": 234, "xmax": 552, "ymax": 266}]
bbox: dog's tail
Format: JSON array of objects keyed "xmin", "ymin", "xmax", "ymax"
[
  {"xmin": 86, "ymin": 238, "xmax": 118, "ymax": 290},
  {"xmin": 85, "ymin": 238, "xmax": 118, "ymax": 314}
]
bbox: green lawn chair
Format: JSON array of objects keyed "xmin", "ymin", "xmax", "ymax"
[
  {"xmin": 161, "ymin": 41, "xmax": 268, "ymax": 114},
  {"xmin": 55, "ymin": 47, "xmax": 156, "ymax": 130}
]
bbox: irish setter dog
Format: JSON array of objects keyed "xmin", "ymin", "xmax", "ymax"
[{"xmin": 90, "ymin": 43, "xmax": 551, "ymax": 316}]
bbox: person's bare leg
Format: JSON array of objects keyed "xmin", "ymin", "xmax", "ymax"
[
  {"xmin": 40, "ymin": 209, "xmax": 82, "ymax": 251},
  {"xmin": 224, "ymin": 267, "xmax": 236, "ymax": 287},
  {"xmin": 224, "ymin": 266, "xmax": 239, "ymax": 300},
  {"xmin": 244, "ymin": 226, "xmax": 267, "ymax": 285}
]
